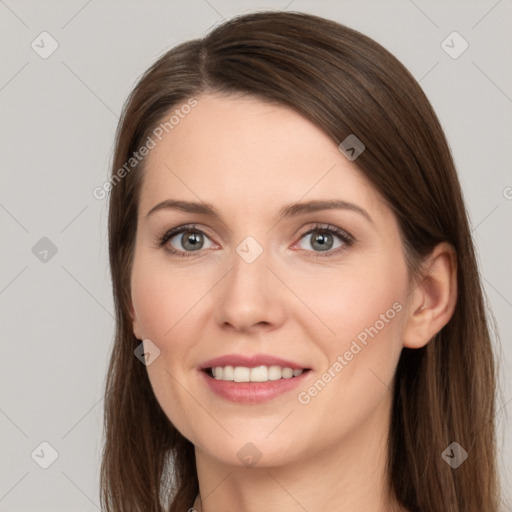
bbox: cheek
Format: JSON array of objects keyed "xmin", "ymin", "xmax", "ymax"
[
  {"xmin": 131, "ymin": 253, "xmax": 206, "ymax": 342},
  {"xmin": 130, "ymin": 256, "xmax": 202, "ymax": 436},
  {"xmin": 296, "ymin": 256, "xmax": 407, "ymax": 350},
  {"xmin": 290, "ymin": 262, "xmax": 407, "ymax": 445},
  {"xmin": 296, "ymin": 255, "xmax": 407, "ymax": 412},
  {"xmin": 298, "ymin": 261, "xmax": 407, "ymax": 420},
  {"xmin": 131, "ymin": 265, "xmax": 171, "ymax": 342}
]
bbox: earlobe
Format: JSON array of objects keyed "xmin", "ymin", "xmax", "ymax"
[{"xmin": 402, "ymin": 242, "xmax": 458, "ymax": 349}]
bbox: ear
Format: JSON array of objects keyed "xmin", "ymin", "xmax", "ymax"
[
  {"xmin": 402, "ymin": 242, "xmax": 457, "ymax": 349},
  {"xmin": 129, "ymin": 300, "xmax": 143, "ymax": 340}
]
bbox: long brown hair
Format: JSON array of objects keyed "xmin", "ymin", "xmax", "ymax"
[{"xmin": 101, "ymin": 11, "xmax": 500, "ymax": 512}]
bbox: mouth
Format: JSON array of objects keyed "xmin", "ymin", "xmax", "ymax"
[
  {"xmin": 203, "ymin": 365, "xmax": 311, "ymax": 382},
  {"xmin": 198, "ymin": 356, "xmax": 312, "ymax": 403}
]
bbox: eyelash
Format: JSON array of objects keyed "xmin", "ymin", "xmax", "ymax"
[{"xmin": 157, "ymin": 223, "xmax": 354, "ymax": 259}]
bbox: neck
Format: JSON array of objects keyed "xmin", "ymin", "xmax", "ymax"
[{"xmin": 193, "ymin": 392, "xmax": 405, "ymax": 512}]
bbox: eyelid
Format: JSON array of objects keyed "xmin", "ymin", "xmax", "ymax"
[
  {"xmin": 157, "ymin": 222, "xmax": 354, "ymax": 257},
  {"xmin": 157, "ymin": 223, "xmax": 216, "ymax": 255},
  {"xmin": 292, "ymin": 223, "xmax": 354, "ymax": 257}
]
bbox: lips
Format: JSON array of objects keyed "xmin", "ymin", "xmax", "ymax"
[
  {"xmin": 198, "ymin": 353, "xmax": 311, "ymax": 404},
  {"xmin": 200, "ymin": 354, "xmax": 308, "ymax": 371}
]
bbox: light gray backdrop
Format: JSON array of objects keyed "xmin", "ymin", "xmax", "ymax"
[{"xmin": 1, "ymin": 1, "xmax": 511, "ymax": 510}]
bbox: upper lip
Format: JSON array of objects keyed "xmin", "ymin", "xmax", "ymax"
[{"xmin": 200, "ymin": 354, "xmax": 309, "ymax": 371}]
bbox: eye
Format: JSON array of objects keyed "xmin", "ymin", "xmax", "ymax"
[
  {"xmin": 158, "ymin": 224, "xmax": 214, "ymax": 257},
  {"xmin": 296, "ymin": 224, "xmax": 353, "ymax": 256},
  {"xmin": 157, "ymin": 223, "xmax": 354, "ymax": 258}
]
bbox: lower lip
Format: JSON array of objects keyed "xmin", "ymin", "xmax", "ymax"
[{"xmin": 200, "ymin": 370, "xmax": 309, "ymax": 404}]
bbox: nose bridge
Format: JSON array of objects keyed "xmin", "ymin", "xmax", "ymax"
[
  {"xmin": 215, "ymin": 233, "xmax": 284, "ymax": 330},
  {"xmin": 228, "ymin": 234, "xmax": 271, "ymax": 303}
]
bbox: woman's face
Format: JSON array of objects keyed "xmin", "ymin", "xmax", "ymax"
[{"xmin": 130, "ymin": 92, "xmax": 412, "ymax": 468}]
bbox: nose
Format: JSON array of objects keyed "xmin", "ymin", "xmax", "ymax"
[{"xmin": 214, "ymin": 242, "xmax": 287, "ymax": 334}]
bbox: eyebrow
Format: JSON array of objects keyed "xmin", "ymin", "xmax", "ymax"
[
  {"xmin": 146, "ymin": 199, "xmax": 373, "ymax": 223},
  {"xmin": 146, "ymin": 198, "xmax": 372, "ymax": 223}
]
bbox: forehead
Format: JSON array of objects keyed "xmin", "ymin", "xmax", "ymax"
[{"xmin": 139, "ymin": 93, "xmax": 385, "ymax": 221}]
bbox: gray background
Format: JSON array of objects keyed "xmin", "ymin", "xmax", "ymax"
[{"xmin": 1, "ymin": 0, "xmax": 511, "ymax": 510}]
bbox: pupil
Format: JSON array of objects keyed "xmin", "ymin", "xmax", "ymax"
[
  {"xmin": 312, "ymin": 232, "xmax": 332, "ymax": 251},
  {"xmin": 183, "ymin": 231, "xmax": 202, "ymax": 251}
]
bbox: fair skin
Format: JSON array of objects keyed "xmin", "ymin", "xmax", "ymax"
[{"xmin": 130, "ymin": 92, "xmax": 457, "ymax": 512}]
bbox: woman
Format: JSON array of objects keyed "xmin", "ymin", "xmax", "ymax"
[{"xmin": 100, "ymin": 11, "xmax": 500, "ymax": 512}]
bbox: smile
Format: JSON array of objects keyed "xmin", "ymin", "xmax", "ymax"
[
  {"xmin": 198, "ymin": 354, "xmax": 312, "ymax": 403},
  {"xmin": 207, "ymin": 365, "xmax": 305, "ymax": 382}
]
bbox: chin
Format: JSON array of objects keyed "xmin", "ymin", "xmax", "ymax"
[{"xmin": 193, "ymin": 431, "xmax": 308, "ymax": 470}]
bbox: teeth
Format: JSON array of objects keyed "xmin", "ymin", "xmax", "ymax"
[
  {"xmin": 234, "ymin": 366, "xmax": 250, "ymax": 382},
  {"xmin": 250, "ymin": 366, "xmax": 268, "ymax": 382},
  {"xmin": 212, "ymin": 365, "xmax": 304, "ymax": 382},
  {"xmin": 282, "ymin": 367, "xmax": 293, "ymax": 379},
  {"xmin": 223, "ymin": 366, "xmax": 234, "ymax": 380},
  {"xmin": 268, "ymin": 365, "xmax": 282, "ymax": 380}
]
